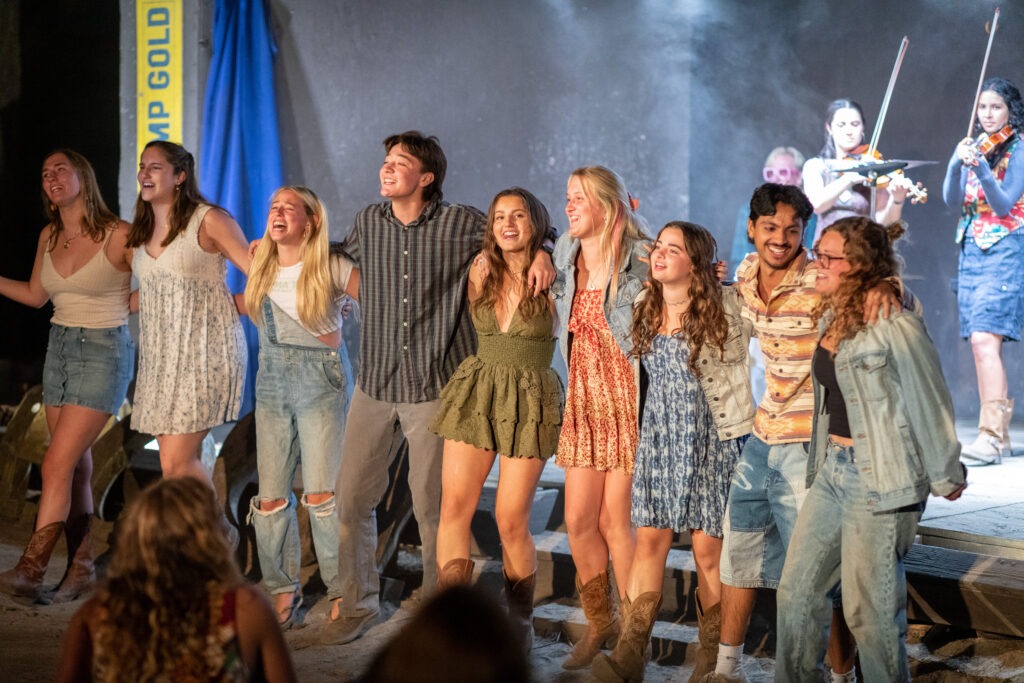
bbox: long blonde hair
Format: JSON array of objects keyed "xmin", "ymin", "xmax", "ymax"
[
  {"xmin": 92, "ymin": 478, "xmax": 242, "ymax": 682},
  {"xmin": 632, "ymin": 222, "xmax": 728, "ymax": 375},
  {"xmin": 245, "ymin": 186, "xmax": 337, "ymax": 332},
  {"xmin": 570, "ymin": 166, "xmax": 648, "ymax": 304}
]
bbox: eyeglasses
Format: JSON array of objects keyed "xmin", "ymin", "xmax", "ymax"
[
  {"xmin": 811, "ymin": 250, "xmax": 847, "ymax": 269},
  {"xmin": 763, "ymin": 167, "xmax": 801, "ymax": 183}
]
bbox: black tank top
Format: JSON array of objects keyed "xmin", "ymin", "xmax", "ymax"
[{"xmin": 813, "ymin": 345, "xmax": 851, "ymax": 439}]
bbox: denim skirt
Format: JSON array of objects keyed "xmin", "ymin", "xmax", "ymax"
[
  {"xmin": 42, "ymin": 324, "xmax": 134, "ymax": 414},
  {"xmin": 958, "ymin": 231, "xmax": 1024, "ymax": 341}
]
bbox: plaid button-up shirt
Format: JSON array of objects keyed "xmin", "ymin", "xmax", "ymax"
[{"xmin": 339, "ymin": 198, "xmax": 485, "ymax": 404}]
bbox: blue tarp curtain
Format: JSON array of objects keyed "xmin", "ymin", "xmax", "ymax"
[{"xmin": 199, "ymin": 0, "xmax": 283, "ymax": 416}]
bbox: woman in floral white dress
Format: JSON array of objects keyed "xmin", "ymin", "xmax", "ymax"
[{"xmin": 126, "ymin": 141, "xmax": 250, "ymax": 488}]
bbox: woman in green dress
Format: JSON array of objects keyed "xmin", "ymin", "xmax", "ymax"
[{"xmin": 431, "ymin": 187, "xmax": 563, "ymax": 652}]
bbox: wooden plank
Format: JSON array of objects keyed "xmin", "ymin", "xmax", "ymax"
[{"xmin": 905, "ymin": 544, "xmax": 1024, "ymax": 638}]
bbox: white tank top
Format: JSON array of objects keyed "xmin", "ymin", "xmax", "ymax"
[{"xmin": 40, "ymin": 229, "xmax": 130, "ymax": 328}]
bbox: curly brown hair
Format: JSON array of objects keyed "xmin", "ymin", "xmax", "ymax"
[
  {"xmin": 92, "ymin": 478, "xmax": 242, "ymax": 682},
  {"xmin": 812, "ymin": 216, "xmax": 905, "ymax": 344},
  {"xmin": 474, "ymin": 188, "xmax": 553, "ymax": 322},
  {"xmin": 631, "ymin": 222, "xmax": 728, "ymax": 375}
]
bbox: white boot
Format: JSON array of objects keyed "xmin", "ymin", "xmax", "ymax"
[{"xmin": 961, "ymin": 398, "xmax": 1013, "ymax": 466}]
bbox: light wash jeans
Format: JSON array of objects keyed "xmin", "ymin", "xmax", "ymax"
[
  {"xmin": 719, "ymin": 436, "xmax": 808, "ymax": 589},
  {"xmin": 776, "ymin": 441, "xmax": 922, "ymax": 682},
  {"xmin": 249, "ymin": 300, "xmax": 347, "ymax": 599}
]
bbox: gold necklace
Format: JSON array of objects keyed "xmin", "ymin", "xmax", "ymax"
[{"xmin": 62, "ymin": 232, "xmax": 83, "ymax": 249}]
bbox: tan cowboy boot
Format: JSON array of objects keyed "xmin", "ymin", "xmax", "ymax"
[
  {"xmin": 592, "ymin": 591, "xmax": 663, "ymax": 682},
  {"xmin": 436, "ymin": 558, "xmax": 475, "ymax": 590},
  {"xmin": 688, "ymin": 595, "xmax": 722, "ymax": 682},
  {"xmin": 962, "ymin": 398, "xmax": 1013, "ymax": 465},
  {"xmin": 562, "ymin": 570, "xmax": 621, "ymax": 670},
  {"xmin": 0, "ymin": 522, "xmax": 65, "ymax": 600},
  {"xmin": 51, "ymin": 514, "xmax": 96, "ymax": 603}
]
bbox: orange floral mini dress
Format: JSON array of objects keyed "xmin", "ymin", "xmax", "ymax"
[{"xmin": 555, "ymin": 288, "xmax": 638, "ymax": 474}]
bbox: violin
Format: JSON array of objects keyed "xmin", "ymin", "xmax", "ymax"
[
  {"xmin": 843, "ymin": 144, "xmax": 929, "ymax": 204},
  {"xmin": 977, "ymin": 124, "xmax": 1015, "ymax": 155}
]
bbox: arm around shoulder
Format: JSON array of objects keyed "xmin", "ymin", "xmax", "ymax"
[{"xmin": 202, "ymin": 208, "xmax": 252, "ymax": 275}]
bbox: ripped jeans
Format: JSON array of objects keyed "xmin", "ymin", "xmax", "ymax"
[{"xmin": 249, "ymin": 300, "xmax": 347, "ymax": 599}]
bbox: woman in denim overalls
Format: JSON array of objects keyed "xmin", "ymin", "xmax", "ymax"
[{"xmin": 243, "ymin": 186, "xmax": 358, "ymax": 629}]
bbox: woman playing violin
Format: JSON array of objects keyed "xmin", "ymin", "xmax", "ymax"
[
  {"xmin": 803, "ymin": 99, "xmax": 908, "ymax": 243},
  {"xmin": 942, "ymin": 76, "xmax": 1024, "ymax": 465}
]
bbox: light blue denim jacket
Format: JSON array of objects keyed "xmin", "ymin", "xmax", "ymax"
[
  {"xmin": 695, "ymin": 286, "xmax": 755, "ymax": 441},
  {"xmin": 808, "ymin": 310, "xmax": 965, "ymax": 511},
  {"xmin": 550, "ymin": 233, "xmax": 648, "ymax": 364}
]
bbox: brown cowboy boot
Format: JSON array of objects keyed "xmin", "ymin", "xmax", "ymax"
[
  {"xmin": 436, "ymin": 558, "xmax": 475, "ymax": 590},
  {"xmin": 592, "ymin": 591, "xmax": 663, "ymax": 682},
  {"xmin": 562, "ymin": 570, "xmax": 621, "ymax": 670},
  {"xmin": 0, "ymin": 522, "xmax": 65, "ymax": 600},
  {"xmin": 51, "ymin": 514, "xmax": 96, "ymax": 603},
  {"xmin": 504, "ymin": 569, "xmax": 536, "ymax": 655},
  {"xmin": 688, "ymin": 595, "xmax": 722, "ymax": 682}
]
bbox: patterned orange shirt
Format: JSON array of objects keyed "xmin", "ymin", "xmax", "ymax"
[{"xmin": 735, "ymin": 251, "xmax": 820, "ymax": 445}]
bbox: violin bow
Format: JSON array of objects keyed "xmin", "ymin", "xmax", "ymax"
[
  {"xmin": 866, "ymin": 36, "xmax": 909, "ymax": 157},
  {"xmin": 966, "ymin": 7, "xmax": 1001, "ymax": 138}
]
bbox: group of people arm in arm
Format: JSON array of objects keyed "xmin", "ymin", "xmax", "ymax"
[{"xmin": 3, "ymin": 74, "xmax": 1023, "ymax": 683}]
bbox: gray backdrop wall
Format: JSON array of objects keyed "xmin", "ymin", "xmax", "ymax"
[{"xmin": 111, "ymin": 0, "xmax": 1019, "ymax": 418}]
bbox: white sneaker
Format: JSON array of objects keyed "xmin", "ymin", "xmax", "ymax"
[{"xmin": 960, "ymin": 433, "xmax": 1003, "ymax": 466}]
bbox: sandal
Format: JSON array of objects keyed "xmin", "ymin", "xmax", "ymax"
[{"xmin": 275, "ymin": 591, "xmax": 303, "ymax": 630}]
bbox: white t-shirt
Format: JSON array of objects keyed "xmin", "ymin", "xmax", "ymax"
[{"xmin": 267, "ymin": 255, "xmax": 352, "ymax": 337}]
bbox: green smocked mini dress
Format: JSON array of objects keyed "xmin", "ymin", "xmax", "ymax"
[{"xmin": 431, "ymin": 302, "xmax": 563, "ymax": 459}]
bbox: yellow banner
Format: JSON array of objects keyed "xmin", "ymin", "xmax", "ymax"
[{"xmin": 136, "ymin": 0, "xmax": 183, "ymax": 158}]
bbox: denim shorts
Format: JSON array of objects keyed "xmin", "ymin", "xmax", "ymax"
[
  {"xmin": 719, "ymin": 435, "xmax": 809, "ymax": 589},
  {"xmin": 957, "ymin": 231, "xmax": 1024, "ymax": 341},
  {"xmin": 43, "ymin": 324, "xmax": 134, "ymax": 414}
]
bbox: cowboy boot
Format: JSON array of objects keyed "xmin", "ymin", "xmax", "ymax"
[
  {"xmin": 688, "ymin": 595, "xmax": 722, "ymax": 682},
  {"xmin": 0, "ymin": 522, "xmax": 65, "ymax": 600},
  {"xmin": 592, "ymin": 591, "xmax": 662, "ymax": 682},
  {"xmin": 51, "ymin": 514, "xmax": 97, "ymax": 603},
  {"xmin": 562, "ymin": 570, "xmax": 621, "ymax": 670},
  {"xmin": 504, "ymin": 569, "xmax": 536, "ymax": 655},
  {"xmin": 436, "ymin": 558, "xmax": 475, "ymax": 590},
  {"xmin": 962, "ymin": 398, "xmax": 1013, "ymax": 465}
]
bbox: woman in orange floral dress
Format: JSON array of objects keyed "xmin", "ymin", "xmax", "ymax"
[{"xmin": 550, "ymin": 166, "xmax": 649, "ymax": 669}]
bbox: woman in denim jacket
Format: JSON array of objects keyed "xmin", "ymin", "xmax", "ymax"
[
  {"xmin": 593, "ymin": 222, "xmax": 754, "ymax": 683},
  {"xmin": 243, "ymin": 186, "xmax": 358, "ymax": 629},
  {"xmin": 776, "ymin": 217, "xmax": 966, "ymax": 683},
  {"xmin": 551, "ymin": 166, "xmax": 649, "ymax": 669}
]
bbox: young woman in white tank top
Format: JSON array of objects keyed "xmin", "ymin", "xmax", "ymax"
[{"xmin": 0, "ymin": 150, "xmax": 133, "ymax": 603}]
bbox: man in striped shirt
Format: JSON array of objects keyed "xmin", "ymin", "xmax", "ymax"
[
  {"xmin": 705, "ymin": 183, "xmax": 901, "ymax": 683},
  {"xmin": 325, "ymin": 132, "xmax": 553, "ymax": 645}
]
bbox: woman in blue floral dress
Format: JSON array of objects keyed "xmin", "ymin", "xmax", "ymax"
[{"xmin": 594, "ymin": 222, "xmax": 754, "ymax": 683}]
